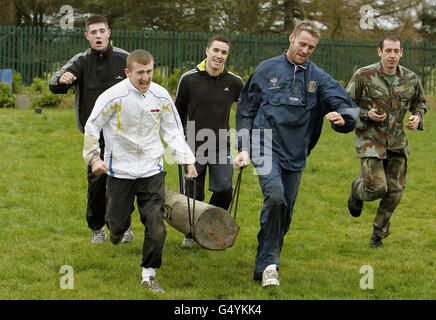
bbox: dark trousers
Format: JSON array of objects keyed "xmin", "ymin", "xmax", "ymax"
[
  {"xmin": 253, "ymin": 157, "xmax": 302, "ymax": 280},
  {"xmin": 86, "ymin": 167, "xmax": 107, "ymax": 230},
  {"xmin": 106, "ymin": 172, "xmax": 167, "ymax": 269},
  {"xmin": 185, "ymin": 153, "xmax": 234, "ymax": 210},
  {"xmin": 86, "ymin": 136, "xmax": 106, "ymax": 230}
]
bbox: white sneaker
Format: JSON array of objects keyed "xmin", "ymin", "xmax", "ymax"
[
  {"xmin": 181, "ymin": 235, "xmax": 195, "ymax": 247},
  {"xmin": 262, "ymin": 264, "xmax": 280, "ymax": 287},
  {"xmin": 91, "ymin": 226, "xmax": 107, "ymax": 244},
  {"xmin": 141, "ymin": 276, "xmax": 165, "ymax": 293},
  {"xmin": 121, "ymin": 225, "xmax": 134, "ymax": 243}
]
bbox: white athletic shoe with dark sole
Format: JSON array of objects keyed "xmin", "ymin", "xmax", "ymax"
[
  {"xmin": 121, "ymin": 226, "xmax": 134, "ymax": 243},
  {"xmin": 181, "ymin": 236, "xmax": 195, "ymax": 247},
  {"xmin": 141, "ymin": 276, "xmax": 165, "ymax": 293},
  {"xmin": 91, "ymin": 226, "xmax": 107, "ymax": 244},
  {"xmin": 262, "ymin": 264, "xmax": 280, "ymax": 287}
]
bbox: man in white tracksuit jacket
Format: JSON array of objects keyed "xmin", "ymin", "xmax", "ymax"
[{"xmin": 83, "ymin": 49, "xmax": 197, "ymax": 293}]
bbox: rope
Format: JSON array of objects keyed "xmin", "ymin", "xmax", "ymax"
[
  {"xmin": 228, "ymin": 167, "xmax": 243, "ymax": 221},
  {"xmin": 186, "ymin": 177, "xmax": 196, "ymax": 239},
  {"xmin": 178, "ymin": 165, "xmax": 184, "ymax": 194}
]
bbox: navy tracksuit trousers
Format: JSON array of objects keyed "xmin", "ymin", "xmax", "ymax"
[{"xmin": 253, "ymin": 157, "xmax": 302, "ymax": 280}]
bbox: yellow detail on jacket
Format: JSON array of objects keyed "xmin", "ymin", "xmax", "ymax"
[{"xmin": 103, "ymin": 104, "xmax": 122, "ymax": 134}]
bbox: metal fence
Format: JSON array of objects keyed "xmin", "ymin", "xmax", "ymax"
[{"xmin": 1, "ymin": 26, "xmax": 435, "ymax": 95}]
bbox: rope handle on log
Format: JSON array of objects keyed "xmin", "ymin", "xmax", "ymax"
[
  {"xmin": 228, "ymin": 167, "xmax": 243, "ymax": 221},
  {"xmin": 178, "ymin": 165, "xmax": 184, "ymax": 194},
  {"xmin": 185, "ymin": 177, "xmax": 196, "ymax": 239}
]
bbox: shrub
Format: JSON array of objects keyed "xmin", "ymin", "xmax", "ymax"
[
  {"xmin": 31, "ymin": 91, "xmax": 62, "ymax": 109},
  {"xmin": 29, "ymin": 76, "xmax": 63, "ymax": 109},
  {"xmin": 229, "ymin": 65, "xmax": 253, "ymax": 83},
  {"xmin": 12, "ymin": 72, "xmax": 22, "ymax": 93},
  {"xmin": 167, "ymin": 68, "xmax": 182, "ymax": 95},
  {"xmin": 0, "ymin": 82, "xmax": 15, "ymax": 108},
  {"xmin": 152, "ymin": 68, "xmax": 182, "ymax": 96},
  {"xmin": 31, "ymin": 77, "xmax": 48, "ymax": 94},
  {"xmin": 152, "ymin": 71, "xmax": 165, "ymax": 88}
]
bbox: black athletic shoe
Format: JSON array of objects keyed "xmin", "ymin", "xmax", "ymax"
[
  {"xmin": 370, "ymin": 232, "xmax": 384, "ymax": 249},
  {"xmin": 110, "ymin": 233, "xmax": 122, "ymax": 245},
  {"xmin": 348, "ymin": 178, "xmax": 363, "ymax": 217}
]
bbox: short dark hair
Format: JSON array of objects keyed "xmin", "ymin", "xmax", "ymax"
[
  {"xmin": 127, "ymin": 50, "xmax": 154, "ymax": 70},
  {"xmin": 207, "ymin": 35, "xmax": 230, "ymax": 48},
  {"xmin": 379, "ymin": 33, "xmax": 402, "ymax": 50},
  {"xmin": 85, "ymin": 15, "xmax": 108, "ymax": 30}
]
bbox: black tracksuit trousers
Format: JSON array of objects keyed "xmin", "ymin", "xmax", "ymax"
[
  {"xmin": 86, "ymin": 138, "xmax": 106, "ymax": 230},
  {"xmin": 105, "ymin": 172, "xmax": 167, "ymax": 269}
]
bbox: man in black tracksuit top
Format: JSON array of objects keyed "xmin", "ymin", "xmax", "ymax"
[
  {"xmin": 49, "ymin": 15, "xmax": 132, "ymax": 244},
  {"xmin": 175, "ymin": 35, "xmax": 243, "ymax": 246}
]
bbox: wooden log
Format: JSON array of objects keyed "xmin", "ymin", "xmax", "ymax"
[{"xmin": 163, "ymin": 189, "xmax": 240, "ymax": 251}]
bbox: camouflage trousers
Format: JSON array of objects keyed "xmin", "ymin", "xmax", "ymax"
[{"xmin": 355, "ymin": 154, "xmax": 407, "ymax": 239}]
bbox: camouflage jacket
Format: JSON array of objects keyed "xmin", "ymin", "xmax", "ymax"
[{"xmin": 346, "ymin": 62, "xmax": 427, "ymax": 159}]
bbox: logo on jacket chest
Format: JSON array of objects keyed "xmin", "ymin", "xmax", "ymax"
[
  {"xmin": 269, "ymin": 77, "xmax": 280, "ymax": 90},
  {"xmin": 308, "ymin": 81, "xmax": 317, "ymax": 93}
]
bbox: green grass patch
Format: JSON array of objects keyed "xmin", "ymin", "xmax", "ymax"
[{"xmin": 0, "ymin": 104, "xmax": 434, "ymax": 300}]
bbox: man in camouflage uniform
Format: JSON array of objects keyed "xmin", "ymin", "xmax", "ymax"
[{"xmin": 346, "ymin": 33, "xmax": 427, "ymax": 248}]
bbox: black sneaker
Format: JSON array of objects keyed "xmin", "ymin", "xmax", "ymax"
[
  {"xmin": 348, "ymin": 178, "xmax": 363, "ymax": 217},
  {"xmin": 110, "ymin": 233, "xmax": 122, "ymax": 245},
  {"xmin": 370, "ymin": 232, "xmax": 384, "ymax": 249}
]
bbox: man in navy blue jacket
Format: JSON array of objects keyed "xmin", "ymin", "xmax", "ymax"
[{"xmin": 234, "ymin": 21, "xmax": 359, "ymax": 287}]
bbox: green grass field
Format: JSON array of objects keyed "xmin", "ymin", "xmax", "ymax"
[{"xmin": 0, "ymin": 102, "xmax": 434, "ymax": 300}]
